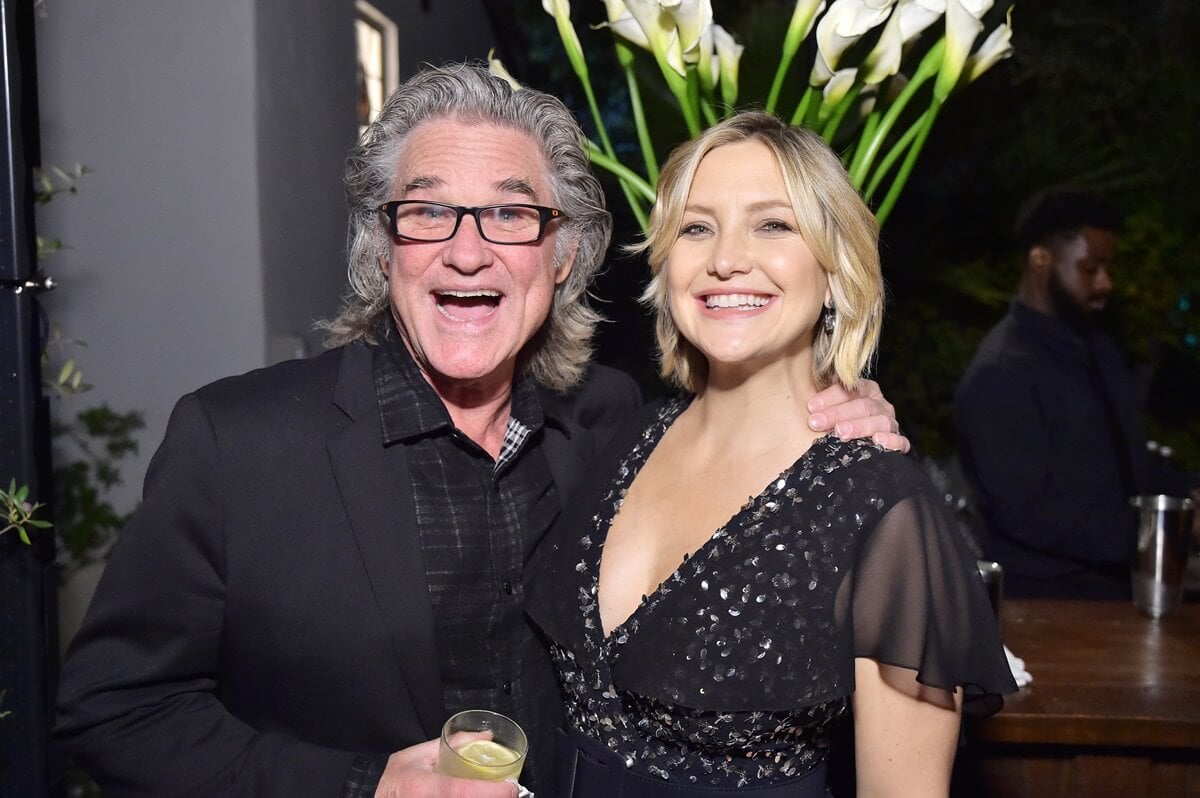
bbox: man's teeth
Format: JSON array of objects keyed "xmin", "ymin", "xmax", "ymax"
[
  {"xmin": 439, "ymin": 290, "xmax": 501, "ymax": 298},
  {"xmin": 705, "ymin": 293, "xmax": 769, "ymax": 309}
]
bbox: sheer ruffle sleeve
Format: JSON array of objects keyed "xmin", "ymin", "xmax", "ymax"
[{"xmin": 838, "ymin": 473, "xmax": 1017, "ymax": 714}]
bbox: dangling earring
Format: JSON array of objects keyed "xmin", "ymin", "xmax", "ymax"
[{"xmin": 822, "ymin": 302, "xmax": 837, "ymax": 334}]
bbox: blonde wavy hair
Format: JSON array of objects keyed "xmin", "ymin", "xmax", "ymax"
[
  {"xmin": 322, "ymin": 63, "xmax": 612, "ymax": 392},
  {"xmin": 634, "ymin": 111, "xmax": 883, "ymax": 393}
]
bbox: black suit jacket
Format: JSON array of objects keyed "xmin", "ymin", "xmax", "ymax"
[{"xmin": 54, "ymin": 342, "xmax": 640, "ymax": 796}]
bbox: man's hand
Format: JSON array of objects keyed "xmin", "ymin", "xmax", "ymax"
[
  {"xmin": 374, "ymin": 738, "xmax": 517, "ymax": 798},
  {"xmin": 808, "ymin": 378, "xmax": 910, "ymax": 454}
]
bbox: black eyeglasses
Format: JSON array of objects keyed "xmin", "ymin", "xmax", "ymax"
[{"xmin": 377, "ymin": 200, "xmax": 566, "ymax": 245}]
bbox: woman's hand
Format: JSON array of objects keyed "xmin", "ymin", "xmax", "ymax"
[
  {"xmin": 807, "ymin": 379, "xmax": 910, "ymax": 453},
  {"xmin": 851, "ymin": 659, "xmax": 961, "ymax": 797}
]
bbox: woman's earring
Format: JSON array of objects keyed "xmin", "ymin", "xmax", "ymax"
[{"xmin": 823, "ymin": 302, "xmax": 837, "ymax": 334}]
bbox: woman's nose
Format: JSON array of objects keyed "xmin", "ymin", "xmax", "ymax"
[{"xmin": 708, "ymin": 233, "xmax": 751, "ymax": 278}]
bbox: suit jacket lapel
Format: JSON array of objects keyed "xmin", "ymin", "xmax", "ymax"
[{"xmin": 327, "ymin": 346, "xmax": 446, "ymax": 739}]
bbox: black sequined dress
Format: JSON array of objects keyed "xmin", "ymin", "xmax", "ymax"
[{"xmin": 526, "ymin": 398, "xmax": 1016, "ymax": 791}]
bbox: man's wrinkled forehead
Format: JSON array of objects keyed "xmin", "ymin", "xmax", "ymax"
[
  {"xmin": 391, "ymin": 118, "xmax": 554, "ymax": 202},
  {"xmin": 398, "ymin": 174, "xmax": 540, "ymax": 202}
]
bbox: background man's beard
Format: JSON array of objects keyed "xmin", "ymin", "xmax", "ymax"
[{"xmin": 1047, "ymin": 269, "xmax": 1098, "ymax": 330}]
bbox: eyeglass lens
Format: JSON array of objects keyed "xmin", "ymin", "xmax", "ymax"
[{"xmin": 394, "ymin": 203, "xmax": 547, "ymax": 243}]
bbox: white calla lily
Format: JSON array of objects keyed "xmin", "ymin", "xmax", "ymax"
[
  {"xmin": 712, "ymin": 24, "xmax": 744, "ymax": 105},
  {"xmin": 623, "ymin": 0, "xmax": 688, "ymax": 76},
  {"xmin": 934, "ymin": 0, "xmax": 985, "ymax": 100},
  {"xmin": 661, "ymin": 0, "xmax": 713, "ymax": 63},
  {"xmin": 597, "ymin": 0, "xmax": 652, "ymax": 49},
  {"xmin": 964, "ymin": 7, "xmax": 1013, "ymax": 83},
  {"xmin": 860, "ymin": 7, "xmax": 905, "ymax": 84},
  {"xmin": 822, "ymin": 67, "xmax": 860, "ymax": 108},
  {"xmin": 487, "ymin": 50, "xmax": 522, "ymax": 90},
  {"xmin": 812, "ymin": 0, "xmax": 897, "ymax": 84},
  {"xmin": 895, "ymin": 0, "xmax": 944, "ymax": 42}
]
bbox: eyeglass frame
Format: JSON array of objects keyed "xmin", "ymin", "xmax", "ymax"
[{"xmin": 376, "ymin": 200, "xmax": 566, "ymax": 245}]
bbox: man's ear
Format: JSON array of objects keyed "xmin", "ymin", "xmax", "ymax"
[
  {"xmin": 1029, "ymin": 245, "xmax": 1053, "ymax": 275},
  {"xmin": 554, "ymin": 242, "xmax": 578, "ymax": 286}
]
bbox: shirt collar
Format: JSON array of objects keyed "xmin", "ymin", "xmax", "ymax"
[{"xmin": 372, "ymin": 322, "xmax": 549, "ymax": 445}]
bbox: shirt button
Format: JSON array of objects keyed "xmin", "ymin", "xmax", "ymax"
[
  {"xmin": 502, "ymin": 681, "xmax": 512, "ymax": 695},
  {"xmin": 502, "ymin": 581, "xmax": 513, "ymax": 595}
]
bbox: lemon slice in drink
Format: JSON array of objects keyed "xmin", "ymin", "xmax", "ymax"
[{"xmin": 446, "ymin": 739, "xmax": 524, "ymax": 780}]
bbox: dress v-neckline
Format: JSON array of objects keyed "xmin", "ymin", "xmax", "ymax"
[{"xmin": 594, "ymin": 399, "xmax": 833, "ymax": 643}]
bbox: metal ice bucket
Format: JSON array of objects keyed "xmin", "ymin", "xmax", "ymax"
[{"xmin": 1131, "ymin": 495, "xmax": 1195, "ymax": 619}]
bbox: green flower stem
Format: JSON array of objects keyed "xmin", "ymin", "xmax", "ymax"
[
  {"xmin": 847, "ymin": 109, "xmax": 881, "ymax": 184},
  {"xmin": 766, "ymin": 56, "xmax": 795, "ymax": 115},
  {"xmin": 820, "ymin": 83, "xmax": 863, "ymax": 144},
  {"xmin": 578, "ymin": 72, "xmax": 618, "ymax": 160},
  {"xmin": 616, "ymin": 42, "xmax": 660, "ymax": 185},
  {"xmin": 586, "ymin": 143, "xmax": 656, "ymax": 202},
  {"xmin": 848, "ymin": 38, "xmax": 945, "ymax": 187},
  {"xmin": 587, "ymin": 141, "xmax": 653, "ymax": 232},
  {"xmin": 789, "ymin": 85, "xmax": 819, "ymax": 126},
  {"xmin": 653, "ymin": 55, "xmax": 701, "ymax": 136},
  {"xmin": 767, "ymin": 2, "xmax": 821, "ymax": 114},
  {"xmin": 864, "ymin": 108, "xmax": 928, "ymax": 200},
  {"xmin": 874, "ymin": 100, "xmax": 941, "ymax": 227}
]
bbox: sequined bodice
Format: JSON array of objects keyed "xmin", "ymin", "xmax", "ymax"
[
  {"xmin": 542, "ymin": 398, "xmax": 901, "ymax": 786},
  {"xmin": 528, "ymin": 397, "xmax": 1016, "ymax": 788}
]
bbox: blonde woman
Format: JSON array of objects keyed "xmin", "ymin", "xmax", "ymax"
[{"xmin": 527, "ymin": 111, "xmax": 1014, "ymax": 798}]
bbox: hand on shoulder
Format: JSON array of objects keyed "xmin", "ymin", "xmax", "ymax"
[{"xmin": 807, "ymin": 378, "xmax": 910, "ymax": 454}]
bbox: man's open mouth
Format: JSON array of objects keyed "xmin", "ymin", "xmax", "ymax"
[{"xmin": 435, "ymin": 289, "xmax": 502, "ymax": 322}]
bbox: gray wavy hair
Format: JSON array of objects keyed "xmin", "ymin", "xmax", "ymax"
[{"xmin": 322, "ymin": 62, "xmax": 612, "ymax": 391}]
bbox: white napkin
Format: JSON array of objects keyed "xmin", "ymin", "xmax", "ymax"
[{"xmin": 1004, "ymin": 645, "xmax": 1033, "ymax": 688}]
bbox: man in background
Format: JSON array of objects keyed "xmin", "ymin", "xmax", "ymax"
[{"xmin": 955, "ymin": 187, "xmax": 1198, "ymax": 600}]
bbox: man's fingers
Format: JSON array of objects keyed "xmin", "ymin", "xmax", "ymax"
[{"xmin": 871, "ymin": 431, "xmax": 912, "ymax": 455}]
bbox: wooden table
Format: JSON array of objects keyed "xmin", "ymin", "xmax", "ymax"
[{"xmin": 953, "ymin": 599, "xmax": 1200, "ymax": 797}]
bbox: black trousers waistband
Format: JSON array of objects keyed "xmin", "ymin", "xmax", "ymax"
[{"xmin": 553, "ymin": 729, "xmax": 828, "ymax": 798}]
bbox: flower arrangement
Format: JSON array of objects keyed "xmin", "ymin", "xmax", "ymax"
[{"xmin": 492, "ymin": 0, "xmax": 1013, "ymax": 230}]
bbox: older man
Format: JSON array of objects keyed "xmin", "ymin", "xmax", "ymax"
[{"xmin": 56, "ymin": 64, "xmax": 904, "ymax": 798}]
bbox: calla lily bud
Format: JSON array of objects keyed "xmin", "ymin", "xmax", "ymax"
[
  {"xmin": 782, "ymin": 0, "xmax": 828, "ymax": 61},
  {"xmin": 712, "ymin": 24, "xmax": 744, "ymax": 106},
  {"xmin": 964, "ymin": 6, "xmax": 1013, "ymax": 83},
  {"xmin": 487, "ymin": 50, "xmax": 523, "ymax": 90},
  {"xmin": 542, "ymin": 0, "xmax": 589, "ymax": 80},
  {"xmin": 934, "ymin": 0, "xmax": 984, "ymax": 100}
]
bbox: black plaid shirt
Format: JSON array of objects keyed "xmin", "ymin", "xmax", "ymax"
[{"xmin": 343, "ymin": 333, "xmax": 564, "ymax": 796}]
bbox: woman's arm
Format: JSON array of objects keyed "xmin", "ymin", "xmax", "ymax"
[{"xmin": 851, "ymin": 658, "xmax": 962, "ymax": 798}]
